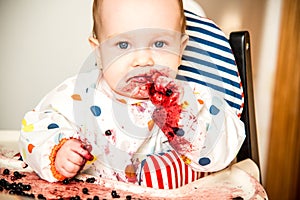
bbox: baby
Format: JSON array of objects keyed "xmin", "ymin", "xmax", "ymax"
[{"xmin": 19, "ymin": 0, "xmax": 245, "ymax": 189}]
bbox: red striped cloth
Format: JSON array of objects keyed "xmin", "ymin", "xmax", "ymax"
[{"xmin": 138, "ymin": 150, "xmax": 211, "ymax": 189}]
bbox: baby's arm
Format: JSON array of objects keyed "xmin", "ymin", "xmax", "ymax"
[
  {"xmin": 19, "ymin": 109, "xmax": 82, "ymax": 182},
  {"xmin": 148, "ymin": 77, "xmax": 245, "ymax": 172},
  {"xmin": 19, "ymin": 76, "xmax": 92, "ymax": 182}
]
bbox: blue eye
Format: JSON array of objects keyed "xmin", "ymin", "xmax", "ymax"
[
  {"xmin": 118, "ymin": 41, "xmax": 129, "ymax": 49},
  {"xmin": 154, "ymin": 41, "xmax": 165, "ymax": 48}
]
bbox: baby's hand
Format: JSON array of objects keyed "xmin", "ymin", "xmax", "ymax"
[{"xmin": 55, "ymin": 139, "xmax": 93, "ymax": 178}]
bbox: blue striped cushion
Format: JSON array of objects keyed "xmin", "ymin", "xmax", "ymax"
[{"xmin": 177, "ymin": 10, "xmax": 244, "ymax": 116}]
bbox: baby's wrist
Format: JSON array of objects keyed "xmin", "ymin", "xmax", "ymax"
[{"xmin": 49, "ymin": 138, "xmax": 69, "ymax": 181}]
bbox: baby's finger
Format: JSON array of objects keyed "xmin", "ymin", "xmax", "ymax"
[
  {"xmin": 67, "ymin": 151, "xmax": 86, "ymax": 166},
  {"xmin": 72, "ymin": 146, "xmax": 94, "ymax": 161}
]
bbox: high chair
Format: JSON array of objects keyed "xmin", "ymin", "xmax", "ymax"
[
  {"xmin": 229, "ymin": 31, "xmax": 260, "ymax": 169},
  {"xmin": 180, "ymin": 2, "xmax": 261, "ymax": 181}
]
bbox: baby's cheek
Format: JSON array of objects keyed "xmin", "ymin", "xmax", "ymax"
[
  {"xmin": 103, "ymin": 71, "xmax": 121, "ymax": 90},
  {"xmin": 154, "ymin": 52, "xmax": 180, "ymax": 67}
]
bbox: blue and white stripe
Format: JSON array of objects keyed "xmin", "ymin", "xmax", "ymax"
[{"xmin": 178, "ymin": 10, "xmax": 244, "ymax": 116}]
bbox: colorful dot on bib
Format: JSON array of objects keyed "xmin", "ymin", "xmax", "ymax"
[
  {"xmin": 22, "ymin": 119, "xmax": 34, "ymax": 132},
  {"xmin": 28, "ymin": 144, "xmax": 35, "ymax": 153},
  {"xmin": 182, "ymin": 101, "xmax": 189, "ymax": 109},
  {"xmin": 197, "ymin": 99, "xmax": 204, "ymax": 104},
  {"xmin": 90, "ymin": 105, "xmax": 101, "ymax": 117},
  {"xmin": 181, "ymin": 155, "xmax": 191, "ymax": 165},
  {"xmin": 48, "ymin": 123, "xmax": 59, "ymax": 129},
  {"xmin": 147, "ymin": 120, "xmax": 155, "ymax": 131},
  {"xmin": 209, "ymin": 105, "xmax": 220, "ymax": 115},
  {"xmin": 71, "ymin": 94, "xmax": 82, "ymax": 101},
  {"xmin": 198, "ymin": 157, "xmax": 211, "ymax": 166}
]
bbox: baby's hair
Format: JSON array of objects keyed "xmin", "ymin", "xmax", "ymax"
[{"xmin": 92, "ymin": 0, "xmax": 186, "ymax": 40}]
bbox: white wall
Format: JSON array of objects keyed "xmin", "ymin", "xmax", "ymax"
[
  {"xmin": 0, "ymin": 0, "xmax": 282, "ymax": 185},
  {"xmin": 0, "ymin": 0, "xmax": 93, "ymax": 129}
]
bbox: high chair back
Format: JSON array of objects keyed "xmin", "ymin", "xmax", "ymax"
[
  {"xmin": 180, "ymin": 5, "xmax": 260, "ymax": 175},
  {"xmin": 229, "ymin": 31, "xmax": 260, "ymax": 168}
]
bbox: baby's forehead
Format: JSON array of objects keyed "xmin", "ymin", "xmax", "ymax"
[{"xmin": 98, "ymin": 0, "xmax": 182, "ymax": 35}]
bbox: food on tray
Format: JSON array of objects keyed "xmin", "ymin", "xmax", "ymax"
[{"xmin": 0, "ymin": 163, "xmax": 267, "ymax": 200}]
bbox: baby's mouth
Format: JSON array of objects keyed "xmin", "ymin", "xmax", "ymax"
[
  {"xmin": 125, "ymin": 70, "xmax": 165, "ymax": 84},
  {"xmin": 126, "ymin": 75, "xmax": 152, "ymax": 84},
  {"xmin": 119, "ymin": 70, "xmax": 165, "ymax": 98},
  {"xmin": 115, "ymin": 66, "xmax": 176, "ymax": 98}
]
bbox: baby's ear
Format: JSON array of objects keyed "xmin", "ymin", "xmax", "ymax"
[
  {"xmin": 180, "ymin": 34, "xmax": 189, "ymax": 56},
  {"xmin": 88, "ymin": 36, "xmax": 100, "ymax": 49}
]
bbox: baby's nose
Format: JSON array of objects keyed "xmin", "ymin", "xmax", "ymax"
[{"xmin": 132, "ymin": 49, "xmax": 154, "ymax": 67}]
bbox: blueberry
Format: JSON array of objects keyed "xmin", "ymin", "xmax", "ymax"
[
  {"xmin": 37, "ymin": 194, "xmax": 46, "ymax": 199},
  {"xmin": 3, "ymin": 169, "xmax": 10, "ymax": 175},
  {"xmin": 86, "ymin": 177, "xmax": 96, "ymax": 183},
  {"xmin": 111, "ymin": 190, "xmax": 120, "ymax": 198},
  {"xmin": 62, "ymin": 178, "xmax": 70, "ymax": 185},
  {"xmin": 93, "ymin": 196, "xmax": 99, "ymax": 200},
  {"xmin": 105, "ymin": 130, "xmax": 112, "ymax": 136},
  {"xmin": 0, "ymin": 186, "xmax": 3, "ymax": 192},
  {"xmin": 172, "ymin": 127, "xmax": 185, "ymax": 137},
  {"xmin": 111, "ymin": 190, "xmax": 117, "ymax": 196},
  {"xmin": 70, "ymin": 196, "xmax": 81, "ymax": 200},
  {"xmin": 82, "ymin": 187, "xmax": 89, "ymax": 194},
  {"xmin": 165, "ymin": 89, "xmax": 173, "ymax": 97},
  {"xmin": 10, "ymin": 182, "xmax": 17, "ymax": 190},
  {"xmin": 0, "ymin": 179, "xmax": 8, "ymax": 187},
  {"xmin": 17, "ymin": 182, "xmax": 23, "ymax": 189},
  {"xmin": 23, "ymin": 184, "xmax": 31, "ymax": 191},
  {"xmin": 9, "ymin": 190, "xmax": 16, "ymax": 195},
  {"xmin": 126, "ymin": 195, "xmax": 132, "ymax": 200},
  {"xmin": 72, "ymin": 178, "xmax": 83, "ymax": 182},
  {"xmin": 28, "ymin": 193, "xmax": 35, "ymax": 198},
  {"xmin": 4, "ymin": 183, "xmax": 11, "ymax": 190},
  {"xmin": 13, "ymin": 171, "xmax": 22, "ymax": 179}
]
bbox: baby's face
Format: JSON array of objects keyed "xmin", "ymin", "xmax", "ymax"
[{"xmin": 98, "ymin": 0, "xmax": 187, "ymax": 99}]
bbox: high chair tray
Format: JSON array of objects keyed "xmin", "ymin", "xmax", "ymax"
[{"xmin": 0, "ymin": 130, "xmax": 267, "ymax": 199}]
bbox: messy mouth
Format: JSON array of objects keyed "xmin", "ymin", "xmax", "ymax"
[
  {"xmin": 125, "ymin": 70, "xmax": 166, "ymax": 84},
  {"xmin": 115, "ymin": 67, "xmax": 176, "ymax": 98}
]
